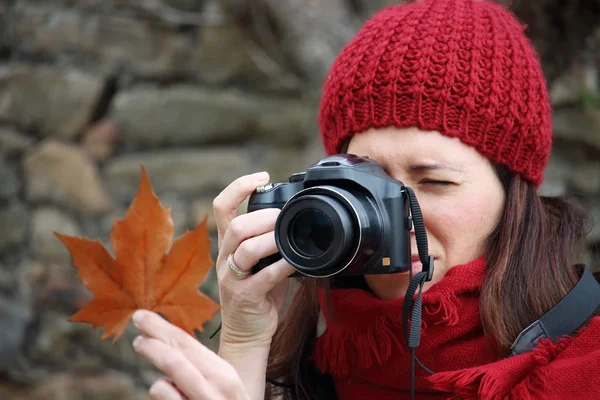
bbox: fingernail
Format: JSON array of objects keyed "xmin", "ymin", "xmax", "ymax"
[
  {"xmin": 132, "ymin": 310, "xmax": 144, "ymax": 327},
  {"xmin": 133, "ymin": 335, "xmax": 143, "ymax": 349},
  {"xmin": 252, "ymin": 171, "xmax": 269, "ymax": 182}
]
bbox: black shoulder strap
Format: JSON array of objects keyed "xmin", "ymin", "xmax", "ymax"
[{"xmin": 510, "ymin": 266, "xmax": 600, "ymax": 356}]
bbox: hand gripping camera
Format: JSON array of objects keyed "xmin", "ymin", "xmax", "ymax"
[{"xmin": 247, "ymin": 154, "xmax": 429, "ymax": 278}]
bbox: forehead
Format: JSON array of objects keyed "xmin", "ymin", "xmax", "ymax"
[{"xmin": 346, "ymin": 127, "xmax": 481, "ymax": 169}]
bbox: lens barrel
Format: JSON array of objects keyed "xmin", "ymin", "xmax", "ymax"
[{"xmin": 275, "ymin": 186, "xmax": 382, "ymax": 277}]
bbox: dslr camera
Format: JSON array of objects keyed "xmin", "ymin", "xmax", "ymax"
[{"xmin": 247, "ymin": 154, "xmax": 414, "ymax": 278}]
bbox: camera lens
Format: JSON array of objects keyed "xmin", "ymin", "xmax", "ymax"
[
  {"xmin": 275, "ymin": 188, "xmax": 364, "ymax": 277},
  {"xmin": 289, "ymin": 209, "xmax": 334, "ymax": 257}
]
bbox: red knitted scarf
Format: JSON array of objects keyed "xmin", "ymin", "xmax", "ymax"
[{"xmin": 311, "ymin": 257, "xmax": 600, "ymax": 400}]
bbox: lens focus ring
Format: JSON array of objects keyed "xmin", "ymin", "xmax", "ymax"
[{"xmin": 274, "ymin": 188, "xmax": 359, "ymax": 277}]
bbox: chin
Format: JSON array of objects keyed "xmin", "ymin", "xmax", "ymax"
[
  {"xmin": 365, "ymin": 258, "xmax": 443, "ymax": 300},
  {"xmin": 364, "ymin": 273, "xmax": 414, "ymax": 301}
]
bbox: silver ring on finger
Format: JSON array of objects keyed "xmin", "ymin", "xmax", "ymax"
[{"xmin": 227, "ymin": 252, "xmax": 250, "ymax": 278}]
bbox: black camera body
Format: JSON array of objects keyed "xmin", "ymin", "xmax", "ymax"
[{"xmin": 247, "ymin": 154, "xmax": 412, "ymax": 278}]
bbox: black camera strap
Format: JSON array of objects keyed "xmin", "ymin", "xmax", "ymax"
[
  {"xmin": 401, "ymin": 187, "xmax": 435, "ymax": 400},
  {"xmin": 509, "ymin": 266, "xmax": 600, "ymax": 356}
]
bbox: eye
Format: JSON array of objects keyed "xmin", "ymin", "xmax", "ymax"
[{"xmin": 421, "ymin": 180, "xmax": 454, "ymax": 186}]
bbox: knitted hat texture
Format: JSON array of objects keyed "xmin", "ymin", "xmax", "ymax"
[{"xmin": 318, "ymin": 0, "xmax": 552, "ymax": 187}]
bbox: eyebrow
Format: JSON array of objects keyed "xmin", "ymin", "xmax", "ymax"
[{"xmin": 408, "ymin": 163, "xmax": 466, "ymax": 173}]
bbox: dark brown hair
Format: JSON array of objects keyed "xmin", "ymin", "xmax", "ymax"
[
  {"xmin": 480, "ymin": 166, "xmax": 591, "ymax": 353},
  {"xmin": 264, "ymin": 165, "xmax": 591, "ymax": 400}
]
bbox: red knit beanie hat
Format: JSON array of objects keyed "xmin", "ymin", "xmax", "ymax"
[{"xmin": 318, "ymin": 0, "xmax": 552, "ymax": 187}]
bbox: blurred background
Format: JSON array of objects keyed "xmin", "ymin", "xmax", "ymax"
[{"xmin": 0, "ymin": 0, "xmax": 599, "ymax": 398}]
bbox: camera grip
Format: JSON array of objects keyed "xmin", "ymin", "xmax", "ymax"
[
  {"xmin": 246, "ymin": 181, "xmax": 304, "ymax": 277},
  {"xmin": 246, "ymin": 198, "xmax": 286, "ymax": 275}
]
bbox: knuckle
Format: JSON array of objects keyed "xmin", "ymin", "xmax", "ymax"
[
  {"xmin": 227, "ymin": 217, "xmax": 246, "ymax": 239},
  {"xmin": 157, "ymin": 352, "xmax": 184, "ymax": 375},
  {"xmin": 212, "ymin": 196, "xmax": 225, "ymax": 215},
  {"xmin": 165, "ymin": 336, "xmax": 180, "ymax": 350},
  {"xmin": 262, "ymin": 265, "xmax": 280, "ymax": 285},
  {"xmin": 235, "ymin": 240, "xmax": 256, "ymax": 263},
  {"xmin": 174, "ymin": 330, "xmax": 195, "ymax": 349},
  {"xmin": 216, "ymin": 382, "xmax": 237, "ymax": 398}
]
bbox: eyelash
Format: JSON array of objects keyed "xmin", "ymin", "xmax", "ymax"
[{"xmin": 421, "ymin": 180, "xmax": 454, "ymax": 186}]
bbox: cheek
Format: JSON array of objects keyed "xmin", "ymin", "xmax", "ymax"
[{"xmin": 422, "ymin": 190, "xmax": 502, "ymax": 260}]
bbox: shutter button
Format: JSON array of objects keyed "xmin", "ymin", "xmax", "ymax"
[{"xmin": 256, "ymin": 183, "xmax": 274, "ymax": 193}]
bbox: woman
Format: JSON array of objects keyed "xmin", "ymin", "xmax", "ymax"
[{"xmin": 130, "ymin": 0, "xmax": 600, "ymax": 399}]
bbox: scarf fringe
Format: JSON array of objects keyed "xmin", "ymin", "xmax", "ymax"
[
  {"xmin": 504, "ymin": 337, "xmax": 573, "ymax": 400},
  {"xmin": 313, "ymin": 291, "xmax": 466, "ymax": 376},
  {"xmin": 429, "ymin": 366, "xmax": 503, "ymax": 400},
  {"xmin": 428, "ymin": 337, "xmax": 572, "ymax": 400},
  {"xmin": 505, "ymin": 376, "xmax": 549, "ymax": 400},
  {"xmin": 422, "ymin": 291, "xmax": 461, "ymax": 328},
  {"xmin": 312, "ymin": 314, "xmax": 407, "ymax": 376}
]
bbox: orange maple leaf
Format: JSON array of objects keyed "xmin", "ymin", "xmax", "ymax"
[{"xmin": 54, "ymin": 165, "xmax": 221, "ymax": 341}]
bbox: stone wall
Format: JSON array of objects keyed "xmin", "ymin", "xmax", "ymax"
[{"xmin": 0, "ymin": 1, "xmax": 599, "ymax": 399}]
